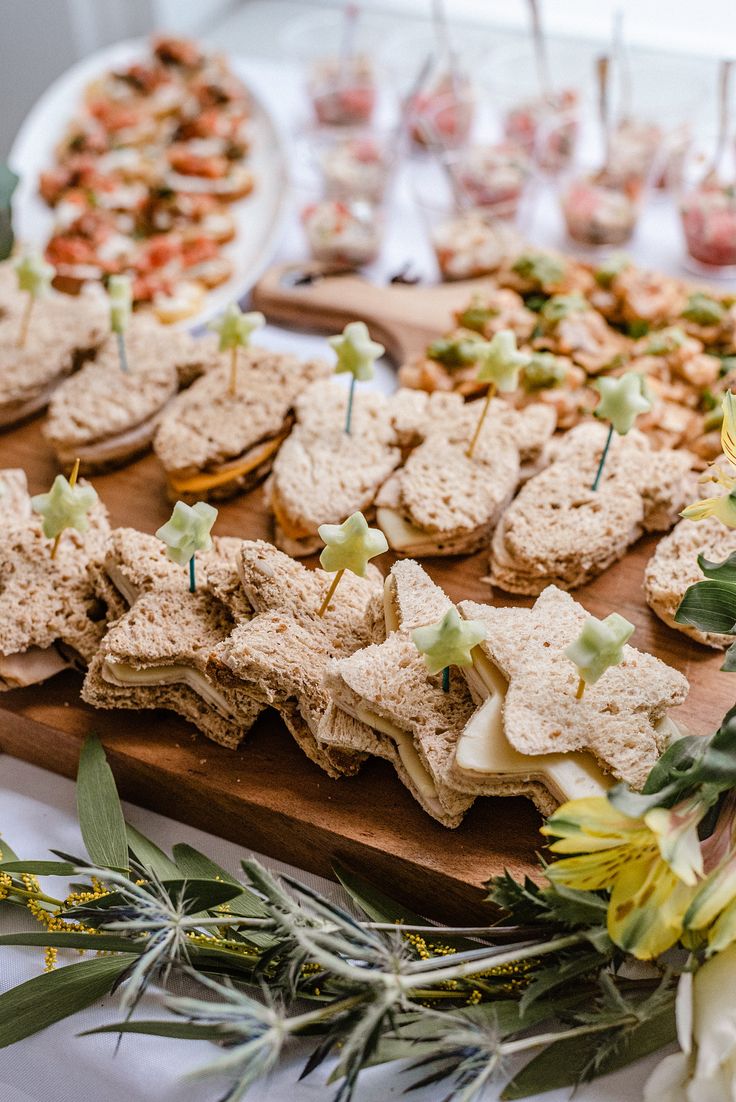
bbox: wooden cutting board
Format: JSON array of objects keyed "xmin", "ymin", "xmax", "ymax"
[
  {"xmin": 251, "ymin": 262, "xmax": 492, "ymax": 363},
  {"xmin": 0, "ymin": 371, "xmax": 731, "ymax": 924}
]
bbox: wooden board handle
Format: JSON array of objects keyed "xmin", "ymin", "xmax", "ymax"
[{"xmin": 251, "ymin": 262, "xmax": 494, "ymax": 365}]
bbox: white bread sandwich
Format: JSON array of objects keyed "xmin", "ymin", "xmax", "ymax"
[
  {"xmin": 489, "ymin": 423, "xmax": 695, "ymax": 594},
  {"xmin": 645, "ymin": 514, "xmax": 734, "ymax": 648},
  {"xmin": 43, "ymin": 318, "xmax": 220, "ymax": 472},
  {"xmin": 0, "ymin": 264, "xmax": 107, "ymax": 428},
  {"xmin": 321, "ymin": 559, "xmax": 479, "ymax": 826},
  {"xmin": 0, "ymin": 489, "xmax": 112, "ymax": 689},
  {"xmin": 208, "ymin": 539, "xmax": 384, "ymax": 777},
  {"xmin": 265, "ymin": 379, "xmax": 442, "ymax": 557},
  {"xmin": 153, "ymin": 348, "xmax": 330, "ymax": 501},
  {"xmin": 83, "ymin": 529, "xmax": 262, "ymax": 748},
  {"xmin": 376, "ymin": 398, "xmax": 556, "ymax": 557},
  {"xmin": 456, "ymin": 586, "xmax": 689, "ymax": 795}
]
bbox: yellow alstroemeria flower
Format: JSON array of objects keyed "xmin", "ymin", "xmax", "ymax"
[
  {"xmin": 722, "ymin": 389, "xmax": 736, "ymax": 468},
  {"xmin": 681, "ymin": 392, "xmax": 736, "ymax": 526},
  {"xmin": 543, "ymin": 795, "xmax": 706, "ymax": 960}
]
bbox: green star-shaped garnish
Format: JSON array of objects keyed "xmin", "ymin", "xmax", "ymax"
[
  {"xmin": 564, "ymin": 612, "xmax": 634, "ymax": 687},
  {"xmin": 208, "ymin": 303, "xmax": 265, "ymax": 352},
  {"xmin": 156, "ymin": 500, "xmax": 218, "ymax": 566},
  {"xmin": 328, "ymin": 321, "xmax": 384, "ymax": 382},
  {"xmin": 475, "ymin": 329, "xmax": 529, "ymax": 393},
  {"xmin": 31, "ymin": 474, "xmax": 97, "ymax": 539},
  {"xmin": 318, "ymin": 511, "xmax": 388, "ymax": 577},
  {"xmin": 412, "ymin": 608, "xmax": 487, "ymax": 676},
  {"xmin": 15, "ymin": 252, "xmax": 54, "ymax": 297},
  {"xmin": 108, "ymin": 274, "xmax": 132, "ymax": 334},
  {"xmin": 593, "ymin": 372, "xmax": 652, "ymax": 435}
]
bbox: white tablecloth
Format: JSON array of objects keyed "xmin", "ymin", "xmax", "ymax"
[{"xmin": 0, "ymin": 50, "xmax": 697, "ymax": 1102}]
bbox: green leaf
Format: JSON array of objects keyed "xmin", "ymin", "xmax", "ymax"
[
  {"xmin": 699, "ymin": 550, "xmax": 736, "ymax": 583},
  {"xmin": 160, "ymin": 877, "xmax": 244, "ymax": 914},
  {"xmin": 610, "ymin": 705, "xmax": 736, "ymax": 816},
  {"xmin": 84, "ymin": 1020, "xmax": 231, "ymax": 1041},
  {"xmin": 519, "ymin": 953, "xmax": 604, "ymax": 1015},
  {"xmin": 125, "ymin": 822, "xmax": 180, "ymax": 880},
  {"xmin": 723, "ymin": 641, "xmax": 736, "ymax": 672},
  {"xmin": 501, "ymin": 1005, "xmax": 676, "ymax": 1099},
  {"xmin": 0, "ymin": 932, "xmax": 143, "ymax": 953},
  {"xmin": 334, "ymin": 864, "xmax": 429, "ymax": 926},
  {"xmin": 675, "ymin": 579, "xmax": 736, "ymax": 635},
  {"xmin": 76, "ymin": 735, "xmax": 128, "ymax": 871},
  {"xmin": 0, "ymin": 836, "xmax": 19, "ymax": 862},
  {"xmin": 0, "ymin": 861, "xmax": 76, "ymax": 876},
  {"xmin": 0, "ymin": 954, "xmax": 137, "ymax": 1048},
  {"xmin": 172, "ymin": 844, "xmax": 271, "ymax": 927},
  {"xmin": 335, "ymin": 865, "xmax": 481, "ymax": 952}
]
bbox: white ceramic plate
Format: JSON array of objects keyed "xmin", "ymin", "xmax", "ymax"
[{"xmin": 8, "ymin": 38, "xmax": 289, "ymax": 330}]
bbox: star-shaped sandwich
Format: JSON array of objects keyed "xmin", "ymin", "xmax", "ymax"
[
  {"xmin": 207, "ymin": 539, "xmax": 386, "ymax": 777},
  {"xmin": 0, "ymin": 489, "xmax": 113, "ymax": 690},
  {"xmin": 322, "ymin": 559, "xmax": 479, "ymax": 827},
  {"xmin": 83, "ymin": 530, "xmax": 261, "ymax": 749},
  {"xmin": 457, "ymin": 586, "xmax": 689, "ymax": 792}
]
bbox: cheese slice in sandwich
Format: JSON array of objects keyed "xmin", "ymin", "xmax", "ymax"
[
  {"xmin": 457, "ymin": 587, "xmax": 689, "ymax": 793},
  {"xmin": 153, "ymin": 349, "xmax": 331, "ymax": 503}
]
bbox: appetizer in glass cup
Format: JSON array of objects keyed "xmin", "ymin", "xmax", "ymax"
[
  {"xmin": 314, "ymin": 128, "xmax": 396, "ymax": 205},
  {"xmin": 561, "ymin": 167, "xmax": 643, "ymax": 248},
  {"xmin": 281, "ymin": 9, "xmax": 381, "ymax": 127},
  {"xmin": 300, "ymin": 197, "xmax": 383, "ymax": 268}
]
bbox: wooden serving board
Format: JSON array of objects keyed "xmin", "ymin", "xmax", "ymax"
[
  {"xmin": 0, "ymin": 375, "xmax": 732, "ymax": 924},
  {"xmin": 251, "ymin": 262, "xmax": 494, "ymax": 364}
]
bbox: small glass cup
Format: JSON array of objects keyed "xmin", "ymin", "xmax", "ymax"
[
  {"xmin": 560, "ymin": 168, "xmax": 643, "ymax": 248},
  {"xmin": 489, "ymin": 39, "xmax": 595, "ymax": 174},
  {"xmin": 281, "ymin": 10, "xmax": 382, "ymax": 127},
  {"xmin": 411, "ymin": 158, "xmax": 524, "ymax": 280},
  {"xmin": 311, "ymin": 127, "xmax": 397, "ymax": 205},
  {"xmin": 300, "ymin": 196, "xmax": 383, "ymax": 268},
  {"xmin": 679, "ymin": 135, "xmax": 736, "ymax": 274},
  {"xmin": 443, "ymin": 141, "xmax": 533, "ymax": 220},
  {"xmin": 610, "ymin": 50, "xmax": 709, "ymax": 194}
]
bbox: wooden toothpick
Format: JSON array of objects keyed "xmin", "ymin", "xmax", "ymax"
[
  {"xmin": 466, "ymin": 382, "xmax": 496, "ymax": 459},
  {"xmin": 318, "ymin": 568, "xmax": 345, "ymax": 617},
  {"xmin": 51, "ymin": 457, "xmax": 80, "ymax": 560}
]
